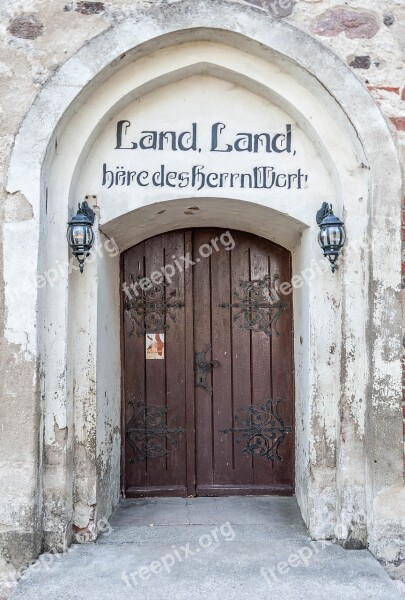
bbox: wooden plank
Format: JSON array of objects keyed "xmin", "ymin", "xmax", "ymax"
[
  {"xmin": 144, "ymin": 235, "xmax": 167, "ymax": 486},
  {"xmin": 126, "ymin": 485, "xmax": 187, "ymax": 498},
  {"xmin": 122, "ymin": 241, "xmax": 146, "ymax": 491},
  {"xmin": 184, "ymin": 231, "xmax": 196, "ymax": 496},
  {"xmin": 210, "ymin": 229, "xmax": 234, "ymax": 485},
  {"xmin": 196, "ymin": 484, "xmax": 293, "ymax": 496},
  {"xmin": 164, "ymin": 231, "xmax": 187, "ymax": 489},
  {"xmin": 249, "ymin": 236, "xmax": 273, "ymax": 487},
  {"xmin": 194, "ymin": 229, "xmax": 214, "ymax": 491},
  {"xmin": 229, "ymin": 233, "xmax": 254, "ymax": 486},
  {"xmin": 270, "ymin": 244, "xmax": 295, "ymax": 488}
]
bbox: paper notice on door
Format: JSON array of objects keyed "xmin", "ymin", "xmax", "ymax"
[{"xmin": 145, "ymin": 333, "xmax": 165, "ymax": 359}]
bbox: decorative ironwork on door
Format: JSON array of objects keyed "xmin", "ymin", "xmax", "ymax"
[
  {"xmin": 125, "ymin": 400, "xmax": 185, "ymax": 463},
  {"xmin": 124, "ymin": 275, "xmax": 184, "ymax": 335},
  {"xmin": 221, "ymin": 399, "xmax": 292, "ymax": 461},
  {"xmin": 218, "ymin": 275, "xmax": 287, "ymax": 336}
]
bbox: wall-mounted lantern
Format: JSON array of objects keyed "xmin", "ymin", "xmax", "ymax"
[
  {"xmin": 67, "ymin": 201, "xmax": 95, "ymax": 273},
  {"xmin": 316, "ymin": 202, "xmax": 346, "ymax": 273}
]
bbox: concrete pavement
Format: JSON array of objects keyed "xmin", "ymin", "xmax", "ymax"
[{"xmin": 9, "ymin": 497, "xmax": 404, "ymax": 599}]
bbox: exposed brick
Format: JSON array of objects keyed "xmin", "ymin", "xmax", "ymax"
[
  {"xmin": 8, "ymin": 14, "xmax": 43, "ymax": 40},
  {"xmin": 402, "ymin": 88, "xmax": 405, "ymax": 102},
  {"xmin": 350, "ymin": 56, "xmax": 371, "ymax": 70},
  {"xmin": 383, "ymin": 13, "xmax": 395, "ymax": 27},
  {"xmin": 313, "ymin": 9, "xmax": 379, "ymax": 39},
  {"xmin": 368, "ymin": 86, "xmax": 400, "ymax": 94},
  {"xmin": 390, "ymin": 117, "xmax": 405, "ymax": 131},
  {"xmin": 75, "ymin": 1, "xmax": 105, "ymax": 15}
]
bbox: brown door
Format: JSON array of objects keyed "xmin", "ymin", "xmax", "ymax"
[{"xmin": 122, "ymin": 229, "xmax": 294, "ymax": 498}]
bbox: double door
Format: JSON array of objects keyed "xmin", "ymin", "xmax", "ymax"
[{"xmin": 122, "ymin": 228, "xmax": 294, "ymax": 497}]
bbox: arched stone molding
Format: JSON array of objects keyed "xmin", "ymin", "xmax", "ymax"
[{"xmin": 6, "ymin": 0, "xmax": 403, "ymax": 565}]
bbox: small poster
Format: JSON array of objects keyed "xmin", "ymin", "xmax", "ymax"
[{"xmin": 146, "ymin": 333, "xmax": 165, "ymax": 360}]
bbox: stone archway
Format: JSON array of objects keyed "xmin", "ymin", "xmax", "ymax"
[{"xmin": 6, "ymin": 0, "xmax": 403, "ymax": 568}]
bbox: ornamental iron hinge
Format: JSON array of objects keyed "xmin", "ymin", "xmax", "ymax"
[
  {"xmin": 221, "ymin": 399, "xmax": 292, "ymax": 461},
  {"xmin": 218, "ymin": 275, "xmax": 287, "ymax": 337},
  {"xmin": 125, "ymin": 400, "xmax": 185, "ymax": 463},
  {"xmin": 124, "ymin": 275, "xmax": 184, "ymax": 336}
]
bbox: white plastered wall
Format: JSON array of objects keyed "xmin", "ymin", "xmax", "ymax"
[{"xmin": 5, "ymin": 0, "xmax": 403, "ymax": 564}]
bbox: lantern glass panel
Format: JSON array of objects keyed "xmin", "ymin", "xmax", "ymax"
[
  {"xmin": 70, "ymin": 224, "xmax": 94, "ymax": 248},
  {"xmin": 72, "ymin": 224, "xmax": 86, "ymax": 245},
  {"xmin": 328, "ymin": 226, "xmax": 344, "ymax": 247},
  {"xmin": 318, "ymin": 228, "xmax": 329, "ymax": 248}
]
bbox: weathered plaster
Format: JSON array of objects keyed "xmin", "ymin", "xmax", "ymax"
[{"xmin": 0, "ymin": 0, "xmax": 403, "ymax": 592}]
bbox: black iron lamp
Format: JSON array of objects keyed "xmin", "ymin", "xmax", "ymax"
[
  {"xmin": 67, "ymin": 201, "xmax": 95, "ymax": 273},
  {"xmin": 316, "ymin": 202, "xmax": 346, "ymax": 273}
]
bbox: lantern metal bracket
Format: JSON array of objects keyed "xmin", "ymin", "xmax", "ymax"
[
  {"xmin": 316, "ymin": 202, "xmax": 330, "ymax": 225},
  {"xmin": 77, "ymin": 200, "xmax": 95, "ymax": 225}
]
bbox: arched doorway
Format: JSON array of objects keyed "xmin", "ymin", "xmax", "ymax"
[
  {"xmin": 6, "ymin": 0, "xmax": 402, "ymax": 560},
  {"xmin": 122, "ymin": 228, "xmax": 294, "ymax": 497}
]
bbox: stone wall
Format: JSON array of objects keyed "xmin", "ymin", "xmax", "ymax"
[{"xmin": 0, "ymin": 0, "xmax": 404, "ymax": 594}]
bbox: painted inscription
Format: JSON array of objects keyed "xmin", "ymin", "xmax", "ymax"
[
  {"xmin": 101, "ymin": 120, "xmax": 309, "ymax": 191},
  {"xmin": 115, "ymin": 121, "xmax": 294, "ymax": 153}
]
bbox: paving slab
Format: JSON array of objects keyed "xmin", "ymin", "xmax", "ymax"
[
  {"xmin": 97, "ymin": 522, "xmax": 308, "ymax": 544},
  {"xmin": 116, "ymin": 495, "xmax": 305, "ymax": 524},
  {"xmin": 9, "ymin": 497, "xmax": 403, "ymax": 600}
]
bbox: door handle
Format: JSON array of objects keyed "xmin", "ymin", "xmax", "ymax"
[{"xmin": 195, "ymin": 345, "xmax": 220, "ymax": 395}]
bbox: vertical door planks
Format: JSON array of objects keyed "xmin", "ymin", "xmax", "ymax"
[{"xmin": 122, "ymin": 229, "xmax": 294, "ymax": 497}]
